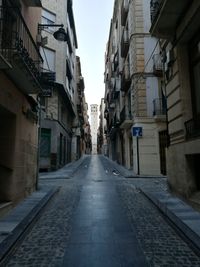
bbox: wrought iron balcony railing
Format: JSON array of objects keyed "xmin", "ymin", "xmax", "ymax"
[
  {"xmin": 121, "ymin": 63, "xmax": 131, "ymax": 91},
  {"xmin": 0, "ymin": 5, "xmax": 43, "ymax": 93},
  {"xmin": 113, "ymin": 113, "xmax": 120, "ymax": 127},
  {"xmin": 152, "ymin": 54, "xmax": 163, "ymax": 76},
  {"xmin": 185, "ymin": 118, "xmax": 200, "ymax": 140},
  {"xmin": 153, "ymin": 98, "xmax": 166, "ymax": 116},
  {"xmin": 77, "ymin": 76, "xmax": 84, "ymax": 92},
  {"xmin": 121, "ymin": 29, "xmax": 129, "ymax": 58},
  {"xmin": 113, "ymin": 50, "xmax": 119, "ymax": 71}
]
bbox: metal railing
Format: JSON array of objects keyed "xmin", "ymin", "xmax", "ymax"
[
  {"xmin": 185, "ymin": 118, "xmax": 200, "ymax": 139},
  {"xmin": 121, "ymin": 29, "xmax": 129, "ymax": 58},
  {"xmin": 152, "ymin": 54, "xmax": 163, "ymax": 74},
  {"xmin": 153, "ymin": 98, "xmax": 166, "ymax": 116},
  {"xmin": 0, "ymin": 5, "xmax": 42, "ymax": 77},
  {"xmin": 121, "ymin": 63, "xmax": 131, "ymax": 91}
]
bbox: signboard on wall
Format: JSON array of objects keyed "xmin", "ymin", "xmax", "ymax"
[{"xmin": 132, "ymin": 127, "xmax": 143, "ymax": 137}]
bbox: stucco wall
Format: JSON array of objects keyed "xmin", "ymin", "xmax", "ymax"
[{"xmin": 0, "ymin": 72, "xmax": 38, "ymax": 203}]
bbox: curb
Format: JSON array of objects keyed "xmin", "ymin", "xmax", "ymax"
[
  {"xmin": 141, "ymin": 190, "xmax": 200, "ymax": 254},
  {"xmin": 39, "ymin": 155, "xmax": 89, "ymax": 179},
  {"xmin": 101, "ymin": 156, "xmax": 166, "ymax": 179},
  {"xmin": 0, "ymin": 187, "xmax": 59, "ymax": 264}
]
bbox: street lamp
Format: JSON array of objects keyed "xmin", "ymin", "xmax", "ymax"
[{"xmin": 38, "ymin": 23, "xmax": 68, "ymax": 42}]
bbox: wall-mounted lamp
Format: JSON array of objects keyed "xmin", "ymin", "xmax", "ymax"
[{"xmin": 38, "ymin": 23, "xmax": 68, "ymax": 42}]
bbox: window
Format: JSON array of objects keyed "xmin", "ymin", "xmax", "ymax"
[
  {"xmin": 40, "ymin": 47, "xmax": 55, "ymax": 72},
  {"xmin": 41, "ymin": 9, "xmax": 56, "ymax": 33}
]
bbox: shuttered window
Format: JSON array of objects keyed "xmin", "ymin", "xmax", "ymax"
[{"xmin": 40, "ymin": 47, "xmax": 55, "ymax": 72}]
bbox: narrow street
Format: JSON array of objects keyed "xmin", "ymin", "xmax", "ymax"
[{"xmin": 2, "ymin": 155, "xmax": 200, "ymax": 267}]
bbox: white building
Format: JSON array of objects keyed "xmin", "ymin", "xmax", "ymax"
[
  {"xmin": 104, "ymin": 0, "xmax": 167, "ymax": 175},
  {"xmin": 90, "ymin": 104, "xmax": 98, "ymax": 154}
]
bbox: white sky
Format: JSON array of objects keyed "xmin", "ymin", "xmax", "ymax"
[{"xmin": 73, "ymin": 0, "xmax": 115, "ymax": 108}]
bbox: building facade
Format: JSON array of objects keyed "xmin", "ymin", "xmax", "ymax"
[
  {"xmin": 39, "ymin": 0, "xmax": 78, "ymax": 171},
  {"xmin": 97, "ymin": 98, "xmax": 107, "ymax": 155},
  {"xmin": 150, "ymin": 0, "xmax": 200, "ymax": 197},
  {"xmin": 90, "ymin": 104, "xmax": 98, "ymax": 154},
  {"xmin": 104, "ymin": 0, "xmax": 167, "ymax": 175},
  {"xmin": 73, "ymin": 56, "xmax": 92, "ymax": 159},
  {"xmin": 0, "ymin": 0, "xmax": 43, "ymax": 211}
]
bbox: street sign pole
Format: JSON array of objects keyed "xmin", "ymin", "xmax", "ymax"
[
  {"xmin": 136, "ymin": 135, "xmax": 140, "ymax": 175},
  {"xmin": 132, "ymin": 127, "xmax": 142, "ymax": 175}
]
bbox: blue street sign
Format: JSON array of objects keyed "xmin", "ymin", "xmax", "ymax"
[{"xmin": 132, "ymin": 127, "xmax": 143, "ymax": 137}]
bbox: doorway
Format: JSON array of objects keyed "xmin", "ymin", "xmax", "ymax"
[
  {"xmin": 0, "ymin": 106, "xmax": 16, "ymax": 202},
  {"xmin": 159, "ymin": 130, "xmax": 168, "ymax": 175},
  {"xmin": 194, "ymin": 154, "xmax": 200, "ymax": 190}
]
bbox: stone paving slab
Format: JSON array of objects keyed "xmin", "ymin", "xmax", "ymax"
[
  {"xmin": 0, "ymin": 187, "xmax": 59, "ymax": 263},
  {"xmin": 141, "ymin": 190, "xmax": 200, "ymax": 252}
]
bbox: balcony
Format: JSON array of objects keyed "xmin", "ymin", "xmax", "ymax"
[
  {"xmin": 120, "ymin": 106, "xmax": 133, "ymax": 129},
  {"xmin": 66, "ymin": 58, "xmax": 73, "ymax": 80},
  {"xmin": 152, "ymin": 54, "xmax": 163, "ymax": 77},
  {"xmin": 23, "ymin": 0, "xmax": 42, "ymax": 7},
  {"xmin": 77, "ymin": 104, "xmax": 84, "ymax": 119},
  {"xmin": 113, "ymin": 113, "xmax": 120, "ymax": 127},
  {"xmin": 39, "ymin": 71, "xmax": 56, "ymax": 97},
  {"xmin": 121, "ymin": 29, "xmax": 129, "ymax": 58},
  {"xmin": 77, "ymin": 76, "xmax": 84, "ymax": 94},
  {"xmin": 113, "ymin": 50, "xmax": 119, "ymax": 71},
  {"xmin": 40, "ymin": 71, "xmax": 56, "ymax": 84},
  {"xmin": 108, "ymin": 115, "xmax": 120, "ymax": 140},
  {"xmin": 0, "ymin": 6, "xmax": 43, "ymax": 94},
  {"xmin": 185, "ymin": 118, "xmax": 200, "ymax": 140},
  {"xmin": 153, "ymin": 98, "xmax": 166, "ymax": 118},
  {"xmin": 150, "ymin": 0, "xmax": 190, "ymax": 38},
  {"xmin": 112, "ymin": 78, "xmax": 120, "ymax": 99},
  {"xmin": 121, "ymin": 63, "xmax": 131, "ymax": 92},
  {"xmin": 121, "ymin": 0, "xmax": 129, "ymax": 26}
]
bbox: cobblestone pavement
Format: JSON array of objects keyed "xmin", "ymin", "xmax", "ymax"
[
  {"xmin": 3, "ymin": 181, "xmax": 81, "ymax": 267},
  {"xmin": 3, "ymin": 155, "xmax": 200, "ymax": 266},
  {"xmin": 117, "ymin": 182, "xmax": 200, "ymax": 267}
]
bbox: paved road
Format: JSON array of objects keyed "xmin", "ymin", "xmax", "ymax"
[{"xmin": 4, "ymin": 155, "xmax": 200, "ymax": 266}]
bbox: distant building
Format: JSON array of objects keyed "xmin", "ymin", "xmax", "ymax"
[
  {"xmin": 74, "ymin": 56, "xmax": 92, "ymax": 158},
  {"xmin": 90, "ymin": 104, "xmax": 98, "ymax": 154},
  {"xmin": 97, "ymin": 99, "xmax": 108, "ymax": 155}
]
